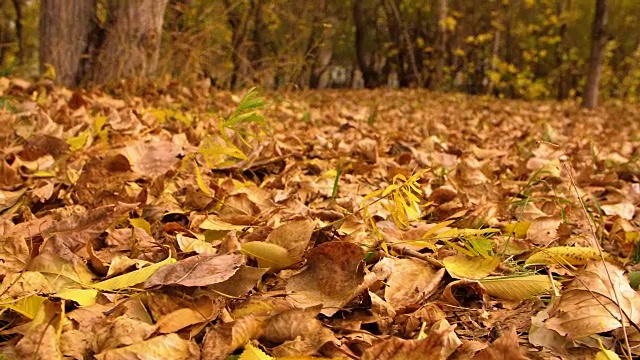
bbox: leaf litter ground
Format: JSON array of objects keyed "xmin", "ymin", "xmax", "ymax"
[{"xmin": 1, "ymin": 79, "xmax": 640, "ymax": 359}]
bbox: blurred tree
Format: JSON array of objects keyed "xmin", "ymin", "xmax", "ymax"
[
  {"xmin": 583, "ymin": 0, "xmax": 608, "ymax": 108},
  {"xmin": 40, "ymin": 0, "xmax": 168, "ymax": 87},
  {"xmin": 39, "ymin": 0, "xmax": 95, "ymax": 86}
]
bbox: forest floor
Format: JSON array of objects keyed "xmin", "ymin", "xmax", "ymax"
[{"xmin": 1, "ymin": 78, "xmax": 640, "ymax": 359}]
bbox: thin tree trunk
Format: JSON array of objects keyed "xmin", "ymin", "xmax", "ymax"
[
  {"xmin": 11, "ymin": 0, "xmax": 23, "ymax": 64},
  {"xmin": 485, "ymin": 28, "xmax": 500, "ymax": 95},
  {"xmin": 353, "ymin": 0, "xmax": 378, "ymax": 88},
  {"xmin": 583, "ymin": 0, "xmax": 608, "ymax": 109},
  {"xmin": 307, "ymin": 0, "xmax": 330, "ymax": 89},
  {"xmin": 384, "ymin": 0, "xmax": 421, "ymax": 86},
  {"xmin": 91, "ymin": 0, "xmax": 168, "ymax": 85},
  {"xmin": 224, "ymin": 0, "xmax": 253, "ymax": 89},
  {"xmin": 556, "ymin": 0, "xmax": 569, "ymax": 100},
  {"xmin": 432, "ymin": 0, "xmax": 448, "ymax": 90},
  {"xmin": 39, "ymin": 0, "xmax": 96, "ymax": 87}
]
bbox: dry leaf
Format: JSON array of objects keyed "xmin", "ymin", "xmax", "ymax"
[
  {"xmin": 286, "ymin": 241, "xmax": 365, "ymax": 316},
  {"xmin": 375, "ymin": 257, "xmax": 445, "ymax": 311},
  {"xmin": 145, "ymin": 253, "xmax": 244, "ymax": 288},
  {"xmin": 545, "ymin": 261, "xmax": 640, "ymax": 340},
  {"xmin": 443, "ymin": 255, "xmax": 500, "ymax": 280},
  {"xmin": 471, "ymin": 327, "xmax": 527, "ymax": 360},
  {"xmin": 94, "ymin": 334, "xmax": 200, "ymax": 360},
  {"xmin": 362, "ymin": 323, "xmax": 460, "ymax": 360}
]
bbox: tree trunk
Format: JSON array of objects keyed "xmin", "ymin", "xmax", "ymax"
[
  {"xmin": 39, "ymin": 0, "xmax": 96, "ymax": 87},
  {"xmin": 432, "ymin": 0, "xmax": 448, "ymax": 90},
  {"xmin": 582, "ymin": 0, "xmax": 608, "ymax": 109},
  {"xmin": 224, "ymin": 0, "xmax": 253, "ymax": 89},
  {"xmin": 353, "ymin": 0, "xmax": 380, "ymax": 88},
  {"xmin": 384, "ymin": 0, "xmax": 421, "ymax": 86},
  {"xmin": 91, "ymin": 0, "xmax": 168, "ymax": 85},
  {"xmin": 11, "ymin": 0, "xmax": 24, "ymax": 64},
  {"xmin": 307, "ymin": 0, "xmax": 331, "ymax": 89}
]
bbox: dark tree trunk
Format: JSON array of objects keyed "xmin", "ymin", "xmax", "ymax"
[
  {"xmin": 39, "ymin": 0, "xmax": 96, "ymax": 87},
  {"xmin": 307, "ymin": 0, "xmax": 331, "ymax": 89},
  {"xmin": 91, "ymin": 0, "xmax": 168, "ymax": 85},
  {"xmin": 353, "ymin": 0, "xmax": 380, "ymax": 88},
  {"xmin": 11, "ymin": 0, "xmax": 24, "ymax": 64},
  {"xmin": 224, "ymin": 0, "xmax": 253, "ymax": 89},
  {"xmin": 583, "ymin": 0, "xmax": 608, "ymax": 109},
  {"xmin": 432, "ymin": 0, "xmax": 448, "ymax": 90}
]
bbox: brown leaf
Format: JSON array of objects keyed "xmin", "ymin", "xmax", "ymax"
[
  {"xmin": 375, "ymin": 257, "xmax": 445, "ymax": 311},
  {"xmin": 210, "ymin": 265, "xmax": 268, "ymax": 297},
  {"xmin": 94, "ymin": 334, "xmax": 200, "ymax": 360},
  {"xmin": 362, "ymin": 322, "xmax": 460, "ymax": 360},
  {"xmin": 15, "ymin": 323, "xmax": 62, "ymax": 360},
  {"xmin": 471, "ymin": 327, "xmax": 527, "ymax": 360},
  {"xmin": 525, "ymin": 215, "xmax": 562, "ymax": 246},
  {"xmin": 41, "ymin": 202, "xmax": 138, "ymax": 260},
  {"xmin": 93, "ymin": 316, "xmax": 157, "ymax": 353},
  {"xmin": 286, "ymin": 241, "xmax": 365, "ymax": 316},
  {"xmin": 545, "ymin": 261, "xmax": 640, "ymax": 340},
  {"xmin": 266, "ymin": 218, "xmax": 316, "ymax": 261},
  {"xmin": 120, "ymin": 139, "xmax": 181, "ymax": 177},
  {"xmin": 263, "ymin": 305, "xmax": 338, "ymax": 357},
  {"xmin": 0, "ymin": 236, "xmax": 29, "ymax": 275},
  {"xmin": 201, "ymin": 314, "xmax": 266, "ymax": 360},
  {"xmin": 144, "ymin": 253, "xmax": 244, "ymax": 288}
]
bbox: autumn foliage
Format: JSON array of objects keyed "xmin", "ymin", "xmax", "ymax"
[{"xmin": 1, "ymin": 78, "xmax": 640, "ymax": 359}]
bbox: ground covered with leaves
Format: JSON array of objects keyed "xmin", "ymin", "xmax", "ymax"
[{"xmin": 1, "ymin": 78, "xmax": 640, "ymax": 359}]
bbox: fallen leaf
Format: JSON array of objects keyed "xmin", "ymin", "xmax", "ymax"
[
  {"xmin": 94, "ymin": 333, "xmax": 200, "ymax": 360},
  {"xmin": 263, "ymin": 305, "xmax": 337, "ymax": 357},
  {"xmin": 471, "ymin": 327, "xmax": 527, "ymax": 360},
  {"xmin": 144, "ymin": 253, "xmax": 244, "ymax": 287},
  {"xmin": 361, "ymin": 323, "xmax": 460, "ymax": 360},
  {"xmin": 545, "ymin": 261, "xmax": 640, "ymax": 340},
  {"xmin": 286, "ymin": 241, "xmax": 365, "ymax": 316},
  {"xmin": 443, "ymin": 255, "xmax": 500, "ymax": 280},
  {"xmin": 241, "ymin": 241, "xmax": 296, "ymax": 272},
  {"xmin": 480, "ymin": 275, "xmax": 556, "ymax": 301},
  {"xmin": 376, "ymin": 257, "xmax": 445, "ymax": 311}
]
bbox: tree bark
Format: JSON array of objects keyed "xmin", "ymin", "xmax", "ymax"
[
  {"xmin": 353, "ymin": 0, "xmax": 380, "ymax": 88},
  {"xmin": 384, "ymin": 0, "xmax": 421, "ymax": 86},
  {"xmin": 91, "ymin": 0, "xmax": 168, "ymax": 85},
  {"xmin": 307, "ymin": 0, "xmax": 331, "ymax": 89},
  {"xmin": 39, "ymin": 0, "xmax": 96, "ymax": 87},
  {"xmin": 11, "ymin": 0, "xmax": 24, "ymax": 64},
  {"xmin": 582, "ymin": 0, "xmax": 608, "ymax": 109},
  {"xmin": 432, "ymin": 0, "xmax": 448, "ymax": 90},
  {"xmin": 224, "ymin": 0, "xmax": 253, "ymax": 89}
]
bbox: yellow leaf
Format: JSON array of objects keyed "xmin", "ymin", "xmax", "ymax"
[
  {"xmin": 443, "ymin": 255, "xmax": 500, "ymax": 280},
  {"xmin": 502, "ymin": 222, "xmax": 530, "ymax": 238},
  {"xmin": 194, "ymin": 161, "xmax": 212, "ymax": 196},
  {"xmin": 241, "ymin": 242, "xmax": 296, "ymax": 272},
  {"xmin": 53, "ymin": 288, "xmax": 98, "ymax": 306},
  {"xmin": 66, "ymin": 130, "xmax": 90, "ymax": 151},
  {"xmin": 93, "ymin": 256, "xmax": 176, "ymax": 291},
  {"xmin": 129, "ymin": 218, "xmax": 152, "ymax": 237},
  {"xmin": 239, "ymin": 343, "xmax": 273, "ymax": 360},
  {"xmin": 480, "ymin": 275, "xmax": 556, "ymax": 301},
  {"xmin": 199, "ymin": 217, "xmax": 248, "ymax": 231},
  {"xmin": 525, "ymin": 246, "xmax": 613, "ymax": 266},
  {"xmin": 2, "ymin": 295, "xmax": 46, "ymax": 319},
  {"xmin": 596, "ymin": 338, "xmax": 621, "ymax": 360}
]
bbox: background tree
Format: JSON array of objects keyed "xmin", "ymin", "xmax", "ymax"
[
  {"xmin": 583, "ymin": 0, "xmax": 608, "ymax": 108},
  {"xmin": 39, "ymin": 0, "xmax": 167, "ymax": 87},
  {"xmin": 3, "ymin": 0, "xmax": 640, "ymax": 105}
]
